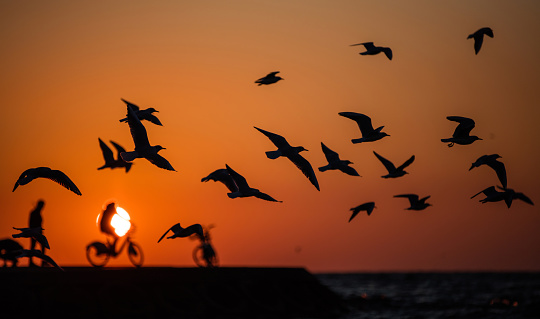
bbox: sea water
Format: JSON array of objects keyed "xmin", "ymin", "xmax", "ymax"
[{"xmin": 315, "ymin": 272, "xmax": 540, "ymax": 319}]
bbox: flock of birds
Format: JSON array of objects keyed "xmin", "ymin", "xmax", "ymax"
[{"xmin": 6, "ymin": 26, "xmax": 534, "ymax": 269}]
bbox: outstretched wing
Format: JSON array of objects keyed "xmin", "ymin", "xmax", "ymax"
[
  {"xmin": 338, "ymin": 165, "xmax": 360, "ymax": 176},
  {"xmin": 471, "ymin": 186, "xmax": 497, "ymax": 199},
  {"xmin": 373, "ymin": 151, "xmax": 396, "ymax": 173},
  {"xmin": 98, "ymin": 138, "xmax": 115, "ymax": 164},
  {"xmin": 287, "ymin": 153, "xmax": 320, "ymax": 191},
  {"xmin": 158, "ymin": 223, "xmax": 182, "ymax": 243},
  {"xmin": 396, "ymin": 155, "xmax": 415, "ymax": 171},
  {"xmin": 447, "ymin": 116, "xmax": 475, "ymax": 138},
  {"xmin": 39, "ymin": 168, "xmax": 82, "ymax": 196},
  {"xmin": 350, "ymin": 42, "xmax": 375, "ymax": 49},
  {"xmin": 320, "ymin": 142, "xmax": 340, "ymax": 162},
  {"xmin": 254, "ymin": 126, "xmax": 291, "ymax": 148},
  {"xmin": 338, "ymin": 112, "xmax": 375, "ymax": 137},
  {"xmin": 109, "ymin": 140, "xmax": 128, "ymax": 155},
  {"xmin": 121, "ymin": 98, "xmax": 140, "ymax": 111},
  {"xmin": 201, "ymin": 169, "xmax": 238, "ymax": 192},
  {"xmin": 486, "ymin": 160, "xmax": 507, "ymax": 189},
  {"xmin": 254, "ymin": 192, "xmax": 282, "ymax": 202},
  {"xmin": 147, "ymin": 153, "xmax": 175, "ymax": 171},
  {"xmin": 126, "ymin": 104, "xmax": 151, "ymax": 148},
  {"xmin": 514, "ymin": 192, "xmax": 534, "ymax": 206},
  {"xmin": 225, "ymin": 164, "xmax": 250, "ymax": 190},
  {"xmin": 394, "ymin": 194, "xmax": 419, "ymax": 204},
  {"xmin": 145, "ymin": 113, "xmax": 163, "ymax": 126}
]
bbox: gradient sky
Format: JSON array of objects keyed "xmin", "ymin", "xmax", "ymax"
[{"xmin": 1, "ymin": 1, "xmax": 539, "ymax": 272}]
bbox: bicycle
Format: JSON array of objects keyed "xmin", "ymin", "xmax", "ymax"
[
  {"xmin": 86, "ymin": 224, "xmax": 144, "ymax": 267},
  {"xmin": 192, "ymin": 225, "xmax": 218, "ymax": 267}
]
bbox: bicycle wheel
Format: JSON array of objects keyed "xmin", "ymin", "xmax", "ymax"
[
  {"xmin": 192, "ymin": 244, "xmax": 218, "ymax": 267},
  {"xmin": 127, "ymin": 241, "xmax": 144, "ymax": 267},
  {"xmin": 86, "ymin": 241, "xmax": 110, "ymax": 267},
  {"xmin": 192, "ymin": 246, "xmax": 205, "ymax": 267}
]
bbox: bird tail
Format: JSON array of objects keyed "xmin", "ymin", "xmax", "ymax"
[
  {"xmin": 351, "ymin": 138, "xmax": 363, "ymax": 144},
  {"xmin": 227, "ymin": 192, "xmax": 240, "ymax": 199},
  {"xmin": 124, "ymin": 163, "xmax": 133, "ymax": 173},
  {"xmin": 120, "ymin": 151, "xmax": 138, "ymax": 162},
  {"xmin": 265, "ymin": 150, "xmax": 281, "ymax": 159},
  {"xmin": 318, "ymin": 165, "xmax": 330, "ymax": 172},
  {"xmin": 12, "ymin": 234, "xmax": 22, "ymax": 239},
  {"xmin": 441, "ymin": 138, "xmax": 451, "ymax": 143}
]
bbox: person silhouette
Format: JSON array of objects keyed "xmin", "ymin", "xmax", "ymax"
[
  {"xmin": 99, "ymin": 202, "xmax": 120, "ymax": 251},
  {"xmin": 28, "ymin": 200, "xmax": 45, "ymax": 267}
]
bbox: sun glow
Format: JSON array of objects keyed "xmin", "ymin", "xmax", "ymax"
[{"xmin": 111, "ymin": 206, "xmax": 131, "ymax": 237}]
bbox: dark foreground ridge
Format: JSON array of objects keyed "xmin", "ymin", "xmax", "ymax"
[{"xmin": 1, "ymin": 267, "xmax": 346, "ymax": 318}]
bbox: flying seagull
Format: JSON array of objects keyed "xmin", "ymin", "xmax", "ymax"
[
  {"xmin": 338, "ymin": 112, "xmax": 389, "ymax": 144},
  {"xmin": 119, "ymin": 98, "xmax": 162, "ymax": 126},
  {"xmin": 348, "ymin": 202, "xmax": 376, "ymax": 222},
  {"xmin": 471, "ymin": 186, "xmax": 533, "ymax": 208},
  {"xmin": 441, "ymin": 116, "xmax": 481, "ymax": 147},
  {"xmin": 157, "ymin": 223, "xmax": 204, "ymax": 243},
  {"xmin": 318, "ymin": 142, "xmax": 360, "ymax": 176},
  {"xmin": 373, "ymin": 151, "xmax": 415, "ymax": 178},
  {"xmin": 12, "ymin": 227, "xmax": 50, "ymax": 249},
  {"xmin": 394, "ymin": 194, "xmax": 432, "ymax": 210},
  {"xmin": 350, "ymin": 42, "xmax": 393, "ymax": 60},
  {"xmin": 13, "ymin": 167, "xmax": 82, "ymax": 195},
  {"xmin": 97, "ymin": 138, "xmax": 133, "ymax": 173},
  {"xmin": 201, "ymin": 168, "xmax": 238, "ymax": 193},
  {"xmin": 469, "ymin": 154, "xmax": 506, "ymax": 189},
  {"xmin": 225, "ymin": 164, "xmax": 282, "ymax": 202},
  {"xmin": 120, "ymin": 104, "xmax": 175, "ymax": 171},
  {"xmin": 255, "ymin": 71, "xmax": 283, "ymax": 86},
  {"xmin": 467, "ymin": 27, "xmax": 493, "ymax": 55},
  {"xmin": 15, "ymin": 249, "xmax": 64, "ymax": 271},
  {"xmin": 255, "ymin": 126, "xmax": 320, "ymax": 191}
]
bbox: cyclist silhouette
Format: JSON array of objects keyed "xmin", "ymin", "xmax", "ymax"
[{"xmin": 99, "ymin": 202, "xmax": 120, "ymax": 251}]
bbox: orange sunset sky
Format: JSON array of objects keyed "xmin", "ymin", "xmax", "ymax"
[{"xmin": 1, "ymin": 1, "xmax": 539, "ymax": 272}]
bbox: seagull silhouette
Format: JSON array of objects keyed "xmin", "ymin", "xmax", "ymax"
[
  {"xmin": 348, "ymin": 202, "xmax": 376, "ymax": 222},
  {"xmin": 318, "ymin": 142, "xmax": 360, "ymax": 176},
  {"xmin": 12, "ymin": 227, "xmax": 50, "ymax": 249},
  {"xmin": 373, "ymin": 151, "xmax": 415, "ymax": 178},
  {"xmin": 255, "ymin": 71, "xmax": 283, "ymax": 86},
  {"xmin": 157, "ymin": 223, "xmax": 205, "ymax": 243},
  {"xmin": 350, "ymin": 42, "xmax": 393, "ymax": 60},
  {"xmin": 467, "ymin": 27, "xmax": 493, "ymax": 55},
  {"xmin": 469, "ymin": 154, "xmax": 506, "ymax": 189},
  {"xmin": 201, "ymin": 168, "xmax": 238, "ymax": 193},
  {"xmin": 472, "ymin": 186, "xmax": 534, "ymax": 208},
  {"xmin": 119, "ymin": 98, "xmax": 162, "ymax": 126},
  {"xmin": 120, "ymin": 104, "xmax": 175, "ymax": 171},
  {"xmin": 98, "ymin": 138, "xmax": 133, "ymax": 173},
  {"xmin": 225, "ymin": 164, "xmax": 282, "ymax": 202},
  {"xmin": 15, "ymin": 249, "xmax": 64, "ymax": 271},
  {"xmin": 441, "ymin": 116, "xmax": 481, "ymax": 147},
  {"xmin": 338, "ymin": 112, "xmax": 389, "ymax": 143},
  {"xmin": 255, "ymin": 126, "xmax": 320, "ymax": 191},
  {"xmin": 13, "ymin": 167, "xmax": 82, "ymax": 195},
  {"xmin": 394, "ymin": 194, "xmax": 432, "ymax": 210}
]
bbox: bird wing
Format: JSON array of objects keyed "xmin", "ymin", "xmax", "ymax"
[
  {"xmin": 254, "ymin": 192, "xmax": 282, "ymax": 202},
  {"xmin": 447, "ymin": 116, "xmax": 475, "ymax": 137},
  {"xmin": 396, "ymin": 155, "xmax": 415, "ymax": 171},
  {"xmin": 373, "ymin": 151, "xmax": 396, "ymax": 173},
  {"xmin": 145, "ymin": 113, "xmax": 163, "ymax": 126},
  {"xmin": 126, "ymin": 104, "xmax": 152, "ymax": 149},
  {"xmin": 158, "ymin": 223, "xmax": 180, "ymax": 243},
  {"xmin": 36, "ymin": 168, "xmax": 82, "ymax": 196},
  {"xmin": 473, "ymin": 34, "xmax": 484, "ymax": 54},
  {"xmin": 109, "ymin": 140, "xmax": 128, "ymax": 155},
  {"xmin": 225, "ymin": 164, "xmax": 250, "ymax": 190},
  {"xmin": 35, "ymin": 233, "xmax": 50, "ymax": 249},
  {"xmin": 487, "ymin": 160, "xmax": 507, "ymax": 189},
  {"xmin": 146, "ymin": 153, "xmax": 175, "ymax": 171},
  {"xmin": 348, "ymin": 207, "xmax": 361, "ymax": 222},
  {"xmin": 202, "ymin": 169, "xmax": 239, "ymax": 192},
  {"xmin": 287, "ymin": 153, "xmax": 320, "ymax": 191},
  {"xmin": 394, "ymin": 194, "xmax": 419, "ymax": 204},
  {"xmin": 515, "ymin": 192, "xmax": 534, "ymax": 205},
  {"xmin": 483, "ymin": 27, "xmax": 494, "ymax": 38},
  {"xmin": 338, "ymin": 112, "xmax": 375, "ymax": 136},
  {"xmin": 350, "ymin": 42, "xmax": 375, "ymax": 49},
  {"xmin": 338, "ymin": 165, "xmax": 360, "ymax": 176},
  {"xmin": 320, "ymin": 142, "xmax": 340, "ymax": 162},
  {"xmin": 254, "ymin": 127, "xmax": 291, "ymax": 148},
  {"xmin": 98, "ymin": 138, "xmax": 115, "ymax": 164},
  {"xmin": 267, "ymin": 71, "xmax": 280, "ymax": 77},
  {"xmin": 382, "ymin": 47, "xmax": 393, "ymax": 60},
  {"xmin": 471, "ymin": 186, "xmax": 498, "ymax": 199},
  {"xmin": 121, "ymin": 98, "xmax": 140, "ymax": 111}
]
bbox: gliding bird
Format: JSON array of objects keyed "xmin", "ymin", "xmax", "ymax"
[
  {"xmin": 394, "ymin": 194, "xmax": 432, "ymax": 210},
  {"xmin": 255, "ymin": 126, "xmax": 320, "ymax": 191},
  {"xmin": 348, "ymin": 202, "xmax": 376, "ymax": 222},
  {"xmin": 373, "ymin": 151, "xmax": 415, "ymax": 178},
  {"xmin": 339, "ymin": 112, "xmax": 389, "ymax": 143},
  {"xmin": 467, "ymin": 27, "xmax": 493, "ymax": 55},
  {"xmin": 318, "ymin": 142, "xmax": 360, "ymax": 176},
  {"xmin": 13, "ymin": 167, "xmax": 82, "ymax": 195},
  {"xmin": 255, "ymin": 71, "xmax": 283, "ymax": 86},
  {"xmin": 119, "ymin": 98, "xmax": 162, "ymax": 126},
  {"xmin": 201, "ymin": 168, "xmax": 238, "ymax": 193},
  {"xmin": 157, "ymin": 223, "xmax": 204, "ymax": 243},
  {"xmin": 120, "ymin": 104, "xmax": 175, "ymax": 171},
  {"xmin": 469, "ymin": 154, "xmax": 506, "ymax": 189},
  {"xmin": 350, "ymin": 42, "xmax": 393, "ymax": 60},
  {"xmin": 225, "ymin": 164, "xmax": 282, "ymax": 202},
  {"xmin": 471, "ymin": 186, "xmax": 533, "ymax": 208},
  {"xmin": 97, "ymin": 138, "xmax": 133, "ymax": 173},
  {"xmin": 441, "ymin": 116, "xmax": 481, "ymax": 147}
]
